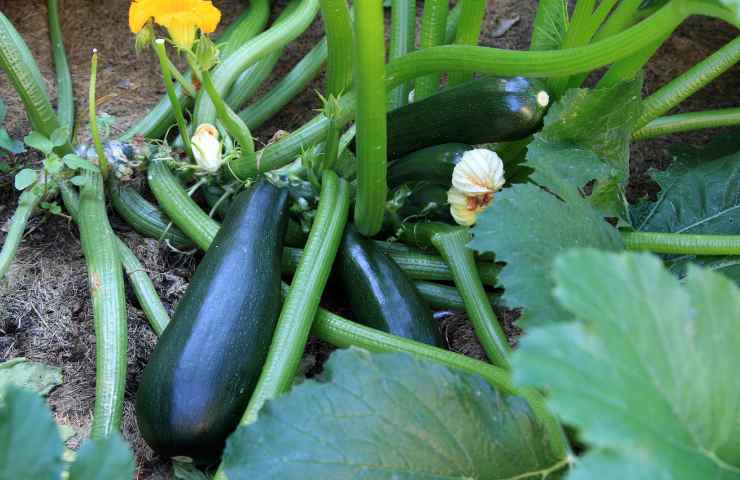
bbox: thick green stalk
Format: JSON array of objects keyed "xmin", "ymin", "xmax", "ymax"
[
  {"xmin": 89, "ymin": 50, "xmax": 109, "ymax": 178},
  {"xmin": 405, "ymin": 223, "xmax": 510, "ymax": 368},
  {"xmin": 147, "ymin": 160, "xmax": 219, "ymax": 250},
  {"xmin": 388, "ymin": 0, "xmax": 416, "ymax": 108},
  {"xmin": 447, "ymin": 0, "xmax": 486, "ymax": 86},
  {"xmin": 319, "ymin": 0, "xmax": 354, "ymax": 95},
  {"xmin": 161, "ymin": 54, "xmax": 196, "ymax": 98},
  {"xmin": 120, "ymin": 0, "xmax": 270, "ymax": 140},
  {"xmin": 593, "ymin": 0, "xmax": 643, "ymax": 41},
  {"xmin": 47, "ymin": 0, "xmax": 74, "ymax": 133},
  {"xmin": 415, "ymin": 0, "xmax": 450, "ymax": 99},
  {"xmin": 239, "ymin": 38, "xmax": 327, "ymax": 130},
  {"xmin": 311, "ymin": 308, "xmax": 569, "ymax": 460},
  {"xmin": 632, "ymin": 108, "xmax": 740, "ymax": 140},
  {"xmin": 597, "ymin": 33, "xmax": 667, "ymax": 87},
  {"xmin": 443, "ymin": 1, "xmax": 464, "ymax": 44},
  {"xmin": 198, "ymin": 67, "xmax": 257, "ymax": 180},
  {"xmin": 60, "ymin": 182, "xmax": 170, "ymax": 338},
  {"xmin": 0, "ymin": 189, "xmax": 42, "ymax": 281},
  {"xmin": 548, "ymin": 0, "xmax": 596, "ymax": 96},
  {"xmin": 415, "ymin": 280, "xmax": 499, "ymax": 311},
  {"xmin": 193, "ymin": 0, "xmax": 320, "ymax": 127},
  {"xmin": 352, "ymin": 0, "xmax": 387, "ymax": 236},
  {"xmin": 78, "ymin": 172, "xmax": 127, "ymax": 438},
  {"xmin": 256, "ymin": 1, "xmax": 690, "ymax": 173},
  {"xmin": 154, "ymin": 40, "xmax": 194, "ymax": 161},
  {"xmin": 635, "ymin": 35, "xmax": 740, "ymax": 130},
  {"xmin": 0, "ymin": 10, "xmax": 73, "ymax": 154},
  {"xmin": 241, "ymin": 171, "xmax": 350, "ymax": 425},
  {"xmin": 622, "ymin": 231, "xmax": 740, "ymax": 255}
]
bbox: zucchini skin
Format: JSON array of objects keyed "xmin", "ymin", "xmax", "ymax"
[
  {"xmin": 135, "ymin": 180, "xmax": 289, "ymax": 462},
  {"xmin": 335, "ymin": 225, "xmax": 443, "ymax": 346},
  {"xmin": 387, "ymin": 77, "xmax": 548, "ymax": 158},
  {"xmin": 388, "ymin": 143, "xmax": 471, "ymax": 188}
]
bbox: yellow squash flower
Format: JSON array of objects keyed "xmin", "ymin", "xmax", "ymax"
[{"xmin": 129, "ymin": 0, "xmax": 221, "ymax": 50}]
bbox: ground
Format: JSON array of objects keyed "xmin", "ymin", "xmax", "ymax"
[{"xmin": 0, "ymin": 0, "xmax": 737, "ymax": 478}]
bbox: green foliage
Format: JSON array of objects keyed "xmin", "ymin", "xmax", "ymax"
[
  {"xmin": 13, "ymin": 168, "xmax": 37, "ymax": 190},
  {"xmin": 0, "ymin": 358, "xmax": 62, "ymax": 400},
  {"xmin": 630, "ymin": 134, "xmax": 740, "ymax": 282},
  {"xmin": 23, "ymin": 131, "xmax": 54, "ymax": 155},
  {"xmin": 0, "ymin": 386, "xmax": 134, "ymax": 480},
  {"xmin": 223, "ymin": 348, "xmax": 567, "ymax": 479},
  {"xmin": 513, "ymin": 249, "xmax": 740, "ymax": 479},
  {"xmin": 530, "ymin": 0, "xmax": 568, "ymax": 51},
  {"xmin": 0, "ymin": 98, "xmax": 24, "ymax": 157}
]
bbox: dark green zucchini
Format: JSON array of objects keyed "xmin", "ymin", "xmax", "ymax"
[
  {"xmin": 135, "ymin": 180, "xmax": 289, "ymax": 463},
  {"xmin": 388, "ymin": 143, "xmax": 471, "ymax": 188},
  {"xmin": 387, "ymin": 77, "xmax": 549, "ymax": 158},
  {"xmin": 110, "ymin": 181, "xmax": 193, "ymax": 249},
  {"xmin": 335, "ymin": 225, "xmax": 443, "ymax": 346}
]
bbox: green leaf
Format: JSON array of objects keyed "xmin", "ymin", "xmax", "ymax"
[
  {"xmin": 0, "ymin": 358, "xmax": 62, "ymax": 399},
  {"xmin": 96, "ymin": 112, "xmax": 117, "ymax": 138},
  {"xmin": 50, "ymin": 126, "xmax": 70, "ymax": 147},
  {"xmin": 0, "ymin": 387, "xmax": 65, "ymax": 479},
  {"xmin": 70, "ymin": 175, "xmax": 89, "ymax": 187},
  {"xmin": 44, "ymin": 153, "xmax": 64, "ymax": 175},
  {"xmin": 630, "ymin": 138, "xmax": 740, "ymax": 283},
  {"xmin": 223, "ymin": 348, "xmax": 566, "ymax": 479},
  {"xmin": 530, "ymin": 0, "xmax": 568, "ymax": 51},
  {"xmin": 14, "ymin": 168, "xmax": 38, "ymax": 190},
  {"xmin": 513, "ymin": 249, "xmax": 740, "ymax": 478},
  {"xmin": 68, "ymin": 434, "xmax": 134, "ymax": 480},
  {"xmin": 470, "ymin": 182, "xmax": 623, "ymax": 327},
  {"xmin": 0, "ymin": 161, "xmax": 9, "ymax": 173},
  {"xmin": 0, "ymin": 129, "xmax": 25, "ymax": 154},
  {"xmin": 23, "ymin": 131, "xmax": 53, "ymax": 155},
  {"xmin": 0, "ymin": 97, "xmax": 6, "ymax": 124},
  {"xmin": 63, "ymin": 153, "xmax": 99, "ymax": 172}
]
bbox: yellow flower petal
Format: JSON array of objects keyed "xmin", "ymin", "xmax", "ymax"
[
  {"xmin": 129, "ymin": 0, "xmax": 156, "ymax": 33},
  {"xmin": 159, "ymin": 13, "xmax": 198, "ymax": 49},
  {"xmin": 193, "ymin": 1, "xmax": 221, "ymax": 33}
]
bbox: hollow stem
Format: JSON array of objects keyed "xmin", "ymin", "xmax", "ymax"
[
  {"xmin": 88, "ymin": 50, "xmax": 109, "ymax": 178},
  {"xmin": 0, "ymin": 189, "xmax": 42, "ymax": 281},
  {"xmin": 47, "ymin": 0, "xmax": 74, "ymax": 133},
  {"xmin": 352, "ymin": 0, "xmax": 387, "ymax": 236},
  {"xmin": 415, "ymin": 0, "xmax": 450, "ymax": 100},
  {"xmin": 154, "ymin": 39, "xmax": 194, "ymax": 160},
  {"xmin": 388, "ymin": 0, "xmax": 416, "ymax": 108},
  {"xmin": 319, "ymin": 0, "xmax": 353, "ymax": 95},
  {"xmin": 622, "ymin": 231, "xmax": 740, "ymax": 255},
  {"xmin": 633, "ymin": 108, "xmax": 740, "ymax": 140},
  {"xmin": 447, "ymin": 0, "xmax": 486, "ymax": 87}
]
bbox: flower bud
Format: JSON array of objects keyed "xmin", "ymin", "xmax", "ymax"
[
  {"xmin": 447, "ymin": 186, "xmax": 493, "ymax": 226},
  {"xmin": 191, "ymin": 123, "xmax": 223, "ymax": 173},
  {"xmin": 451, "ymin": 149, "xmax": 505, "ymax": 195}
]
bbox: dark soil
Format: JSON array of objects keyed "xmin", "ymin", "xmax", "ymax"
[{"xmin": 0, "ymin": 1, "xmax": 737, "ymax": 478}]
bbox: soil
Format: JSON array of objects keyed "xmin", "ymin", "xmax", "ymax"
[{"xmin": 0, "ymin": 0, "xmax": 737, "ymax": 478}]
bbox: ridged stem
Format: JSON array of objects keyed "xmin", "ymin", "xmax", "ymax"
[
  {"xmin": 548, "ymin": 0, "xmax": 595, "ymax": 96},
  {"xmin": 414, "ymin": 0, "xmax": 450, "ymax": 99},
  {"xmin": 443, "ymin": 2, "xmax": 463, "ymax": 44},
  {"xmin": 593, "ymin": 0, "xmax": 642, "ymax": 41},
  {"xmin": 352, "ymin": 0, "xmax": 387, "ymax": 236},
  {"xmin": 153, "ymin": 39, "xmax": 194, "ymax": 161},
  {"xmin": 0, "ymin": 190, "xmax": 42, "ymax": 281},
  {"xmin": 635, "ymin": 35, "xmax": 740, "ymax": 130},
  {"xmin": 193, "ymin": 0, "xmax": 320, "ymax": 127},
  {"xmin": 89, "ymin": 50, "xmax": 109, "ymax": 178},
  {"xmin": 241, "ymin": 171, "xmax": 350, "ymax": 424},
  {"xmin": 415, "ymin": 280, "xmax": 499, "ymax": 311},
  {"xmin": 147, "ymin": 160, "xmax": 219, "ymax": 250},
  {"xmin": 632, "ymin": 108, "xmax": 740, "ymax": 140},
  {"xmin": 388, "ymin": 0, "xmax": 416, "ymax": 108},
  {"xmin": 622, "ymin": 231, "xmax": 740, "ymax": 255},
  {"xmin": 47, "ymin": 0, "xmax": 74, "ymax": 133},
  {"xmin": 319, "ymin": 0, "xmax": 354, "ymax": 95},
  {"xmin": 78, "ymin": 172, "xmax": 127, "ymax": 438},
  {"xmin": 447, "ymin": 0, "xmax": 486, "ymax": 87},
  {"xmin": 239, "ymin": 38, "xmax": 327, "ymax": 130}
]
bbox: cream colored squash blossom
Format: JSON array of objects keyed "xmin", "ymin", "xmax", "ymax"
[
  {"xmin": 129, "ymin": 0, "xmax": 221, "ymax": 50},
  {"xmin": 448, "ymin": 149, "xmax": 506, "ymax": 226},
  {"xmin": 191, "ymin": 123, "xmax": 223, "ymax": 173}
]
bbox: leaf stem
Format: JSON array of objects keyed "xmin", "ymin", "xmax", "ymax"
[
  {"xmin": 388, "ymin": 0, "xmax": 416, "ymax": 108},
  {"xmin": 153, "ymin": 39, "xmax": 194, "ymax": 160},
  {"xmin": 635, "ymin": 35, "xmax": 740, "ymax": 130},
  {"xmin": 415, "ymin": 0, "xmax": 450, "ymax": 100},
  {"xmin": 319, "ymin": 0, "xmax": 353, "ymax": 95},
  {"xmin": 447, "ymin": 0, "xmax": 486, "ymax": 87},
  {"xmin": 352, "ymin": 0, "xmax": 387, "ymax": 236},
  {"xmin": 47, "ymin": 0, "xmax": 74, "ymax": 134},
  {"xmin": 88, "ymin": 50, "xmax": 109, "ymax": 179},
  {"xmin": 241, "ymin": 171, "xmax": 350, "ymax": 425},
  {"xmin": 632, "ymin": 108, "xmax": 740, "ymax": 140},
  {"xmin": 622, "ymin": 231, "xmax": 740, "ymax": 255},
  {"xmin": 0, "ymin": 189, "xmax": 42, "ymax": 281}
]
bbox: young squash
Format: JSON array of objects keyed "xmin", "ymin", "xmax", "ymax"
[
  {"xmin": 388, "ymin": 143, "xmax": 472, "ymax": 188},
  {"xmin": 387, "ymin": 76, "xmax": 549, "ymax": 158},
  {"xmin": 135, "ymin": 180, "xmax": 289, "ymax": 463},
  {"xmin": 335, "ymin": 225, "xmax": 443, "ymax": 347}
]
